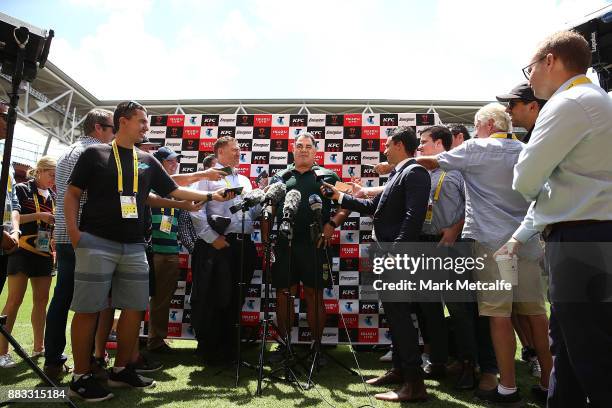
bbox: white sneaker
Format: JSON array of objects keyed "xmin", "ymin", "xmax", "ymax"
[
  {"xmin": 529, "ymin": 358, "xmax": 541, "ymax": 378},
  {"xmin": 0, "ymin": 353, "xmax": 17, "ymax": 368},
  {"xmin": 31, "ymin": 349, "xmax": 44, "ymax": 358},
  {"xmin": 379, "ymin": 349, "xmax": 393, "ymax": 362},
  {"xmin": 421, "ymin": 353, "xmax": 431, "ymax": 369}
]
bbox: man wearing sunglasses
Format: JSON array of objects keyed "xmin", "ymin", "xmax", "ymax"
[
  {"xmin": 64, "ymin": 101, "xmax": 233, "ymax": 401},
  {"xmin": 500, "ymin": 30, "xmax": 612, "ymax": 408},
  {"xmin": 496, "ymin": 82, "xmax": 546, "ymax": 143}
]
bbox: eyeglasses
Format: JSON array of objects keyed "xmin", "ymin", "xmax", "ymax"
[
  {"xmin": 98, "ymin": 124, "xmax": 114, "ymax": 130},
  {"xmin": 522, "ymin": 55, "xmax": 546, "ymax": 80}
]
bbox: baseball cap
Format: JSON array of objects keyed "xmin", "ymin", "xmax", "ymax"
[
  {"xmin": 153, "ymin": 146, "xmax": 182, "ymax": 162},
  {"xmin": 496, "ymin": 82, "xmax": 542, "ymax": 103},
  {"xmin": 135, "ymin": 135, "xmax": 161, "ymax": 147}
]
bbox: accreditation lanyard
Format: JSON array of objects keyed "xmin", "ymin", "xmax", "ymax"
[
  {"xmin": 490, "ymin": 132, "xmax": 518, "ymax": 140},
  {"xmin": 33, "ymin": 191, "xmax": 54, "ymax": 252},
  {"xmin": 159, "ymin": 207, "xmax": 175, "ymax": 234},
  {"xmin": 565, "ymin": 75, "xmax": 591, "ymax": 90},
  {"xmin": 424, "ymin": 171, "xmax": 446, "ymax": 224},
  {"xmin": 112, "ymin": 140, "xmax": 139, "ymax": 219}
]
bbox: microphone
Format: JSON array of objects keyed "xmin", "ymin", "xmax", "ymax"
[
  {"xmin": 308, "ymin": 194, "xmax": 323, "ymax": 224},
  {"xmin": 314, "ymin": 169, "xmax": 334, "ymax": 198},
  {"xmin": 264, "ymin": 181, "xmax": 286, "ymax": 205},
  {"xmin": 255, "ymin": 169, "xmax": 268, "ymax": 186},
  {"xmin": 229, "ymin": 188, "xmax": 265, "ymax": 214},
  {"xmin": 281, "ymin": 171, "xmax": 293, "ymax": 183},
  {"xmin": 279, "ymin": 190, "xmax": 301, "ymax": 238}
]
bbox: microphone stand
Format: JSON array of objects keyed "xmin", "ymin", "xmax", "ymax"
[
  {"xmin": 256, "ymin": 202, "xmax": 303, "ymax": 395},
  {"xmin": 233, "ymin": 207, "xmax": 257, "ymax": 386},
  {"xmin": 304, "ymin": 214, "xmax": 358, "ymax": 389}
]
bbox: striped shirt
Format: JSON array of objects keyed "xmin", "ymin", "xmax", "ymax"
[
  {"xmin": 53, "ymin": 136, "xmax": 103, "ymax": 244},
  {"xmin": 151, "ymin": 206, "xmax": 180, "ymax": 254}
]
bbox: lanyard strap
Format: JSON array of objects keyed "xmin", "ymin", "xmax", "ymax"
[
  {"xmin": 160, "ymin": 207, "xmax": 175, "ymax": 217},
  {"xmin": 565, "ymin": 76, "xmax": 591, "ymax": 91},
  {"xmin": 33, "ymin": 192, "xmax": 54, "ymax": 226},
  {"xmin": 433, "ymin": 171, "xmax": 447, "ymax": 202},
  {"xmin": 112, "ymin": 140, "xmax": 139, "ymax": 195},
  {"xmin": 490, "ymin": 132, "xmax": 518, "ymax": 140}
]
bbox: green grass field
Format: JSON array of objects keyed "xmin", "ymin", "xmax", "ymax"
[{"xmin": 0, "ymin": 278, "xmax": 543, "ymax": 407}]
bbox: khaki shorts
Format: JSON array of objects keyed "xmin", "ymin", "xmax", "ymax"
[{"xmin": 473, "ymin": 242, "xmax": 546, "ymax": 317}]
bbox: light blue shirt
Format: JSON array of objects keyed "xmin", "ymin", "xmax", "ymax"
[
  {"xmin": 513, "ymin": 75, "xmax": 612, "ymax": 242},
  {"xmin": 437, "ymin": 137, "xmax": 539, "ymax": 253},
  {"xmin": 190, "ymin": 163, "xmax": 261, "ymax": 243}
]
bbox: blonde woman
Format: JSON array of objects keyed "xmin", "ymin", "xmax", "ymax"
[{"xmin": 0, "ymin": 156, "xmax": 56, "ymax": 368}]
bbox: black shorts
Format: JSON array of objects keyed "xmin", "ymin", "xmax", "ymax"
[
  {"xmin": 271, "ymin": 239, "xmax": 329, "ymax": 289},
  {"xmin": 7, "ymin": 249, "xmax": 54, "ymax": 278}
]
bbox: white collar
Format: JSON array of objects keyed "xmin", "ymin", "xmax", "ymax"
[
  {"xmin": 551, "ymin": 74, "xmax": 589, "ymax": 98},
  {"xmin": 394, "ymin": 158, "xmax": 411, "ymax": 171}
]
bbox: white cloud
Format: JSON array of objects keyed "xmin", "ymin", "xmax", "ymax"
[{"xmin": 48, "ymin": 0, "xmax": 612, "ymax": 101}]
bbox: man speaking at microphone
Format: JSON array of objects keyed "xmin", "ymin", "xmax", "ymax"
[
  {"xmin": 190, "ymin": 136, "xmax": 262, "ymax": 364},
  {"xmin": 323, "ymin": 127, "xmax": 431, "ymax": 402},
  {"xmin": 265, "ymin": 133, "xmax": 349, "ymax": 354}
]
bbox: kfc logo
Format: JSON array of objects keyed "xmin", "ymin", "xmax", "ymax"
[
  {"xmin": 359, "ymin": 301, "xmax": 379, "ymax": 314},
  {"xmin": 380, "ymin": 114, "xmax": 398, "ymax": 126},
  {"xmin": 252, "ymin": 153, "xmax": 269, "ymax": 164},
  {"xmin": 237, "ymin": 140, "xmax": 252, "ymax": 151},
  {"xmin": 218, "ymin": 127, "xmax": 236, "ymax": 138},
  {"xmin": 202, "ymin": 115, "xmax": 219, "ymax": 126},
  {"xmin": 325, "ymin": 140, "xmax": 342, "ymax": 152},
  {"xmin": 343, "ymin": 153, "xmax": 360, "ymax": 164},
  {"xmin": 340, "ymin": 286, "xmax": 359, "ymax": 299},
  {"xmin": 307, "ymin": 127, "xmax": 325, "ymax": 139},
  {"xmin": 290, "ymin": 115, "xmax": 307, "ymax": 127},
  {"xmin": 343, "ymin": 218, "xmax": 359, "ymax": 230}
]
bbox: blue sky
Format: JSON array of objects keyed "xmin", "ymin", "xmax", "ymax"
[{"xmin": 2, "ymin": 0, "xmax": 611, "ymax": 101}]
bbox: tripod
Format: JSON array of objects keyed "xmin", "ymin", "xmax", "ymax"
[
  {"xmin": 0, "ymin": 27, "xmax": 76, "ymax": 408},
  {"xmin": 256, "ymin": 213, "xmax": 303, "ymax": 395},
  {"xmin": 302, "ymin": 221, "xmax": 358, "ymax": 389}
]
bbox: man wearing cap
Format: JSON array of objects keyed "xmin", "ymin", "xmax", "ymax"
[
  {"xmin": 147, "ymin": 147, "xmax": 184, "ymax": 353},
  {"xmin": 496, "ymin": 82, "xmax": 546, "ymax": 143},
  {"xmin": 416, "ymin": 103, "xmax": 552, "ymax": 405}
]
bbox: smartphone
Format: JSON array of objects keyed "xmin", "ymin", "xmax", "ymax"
[
  {"xmin": 219, "ymin": 166, "xmax": 233, "ymax": 175},
  {"xmin": 224, "ymin": 186, "xmax": 244, "ymax": 196}
]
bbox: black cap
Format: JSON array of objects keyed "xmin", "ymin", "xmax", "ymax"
[
  {"xmin": 135, "ymin": 136, "xmax": 161, "ymax": 147},
  {"xmin": 153, "ymin": 146, "xmax": 182, "ymax": 162},
  {"xmin": 496, "ymin": 82, "xmax": 541, "ymax": 102}
]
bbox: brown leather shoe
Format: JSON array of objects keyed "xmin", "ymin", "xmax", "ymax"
[
  {"xmin": 374, "ymin": 379, "xmax": 428, "ymax": 402},
  {"xmin": 366, "ymin": 369, "xmax": 403, "ymax": 386},
  {"xmin": 478, "ymin": 372, "xmax": 498, "ymax": 392}
]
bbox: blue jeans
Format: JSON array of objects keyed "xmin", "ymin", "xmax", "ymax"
[{"xmin": 44, "ymin": 243, "xmax": 74, "ymax": 367}]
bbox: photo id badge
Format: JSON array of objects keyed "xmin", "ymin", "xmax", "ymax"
[
  {"xmin": 160, "ymin": 215, "xmax": 172, "ymax": 234},
  {"xmin": 424, "ymin": 201, "xmax": 433, "ymax": 225},
  {"xmin": 120, "ymin": 195, "xmax": 138, "ymax": 219},
  {"xmin": 36, "ymin": 229, "xmax": 51, "ymax": 252}
]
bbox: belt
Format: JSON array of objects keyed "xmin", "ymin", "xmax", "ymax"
[
  {"xmin": 542, "ymin": 219, "xmax": 605, "ymax": 239},
  {"xmin": 225, "ymin": 233, "xmax": 251, "ymax": 239}
]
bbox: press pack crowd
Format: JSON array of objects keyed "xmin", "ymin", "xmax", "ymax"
[{"xmin": 0, "ymin": 30, "xmax": 610, "ymax": 407}]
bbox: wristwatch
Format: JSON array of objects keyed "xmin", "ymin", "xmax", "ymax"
[
  {"xmin": 9, "ymin": 229, "xmax": 21, "ymax": 237},
  {"xmin": 206, "ymin": 193, "xmax": 213, "ymax": 202}
]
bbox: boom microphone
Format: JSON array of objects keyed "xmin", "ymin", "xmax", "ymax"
[
  {"xmin": 229, "ymin": 188, "xmax": 266, "ymax": 214},
  {"xmin": 279, "ymin": 190, "xmax": 301, "ymax": 238}
]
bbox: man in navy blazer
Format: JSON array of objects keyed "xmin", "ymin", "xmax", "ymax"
[{"xmin": 323, "ymin": 127, "xmax": 431, "ymax": 402}]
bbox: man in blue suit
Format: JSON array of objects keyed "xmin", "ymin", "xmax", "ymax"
[{"xmin": 323, "ymin": 127, "xmax": 431, "ymax": 402}]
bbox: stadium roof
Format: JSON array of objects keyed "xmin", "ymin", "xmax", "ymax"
[{"xmin": 1, "ymin": 60, "xmax": 488, "ymax": 152}]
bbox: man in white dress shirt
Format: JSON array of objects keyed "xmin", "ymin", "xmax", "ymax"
[
  {"xmin": 189, "ymin": 136, "xmax": 261, "ymax": 364},
  {"xmin": 499, "ymin": 30, "xmax": 612, "ymax": 408}
]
